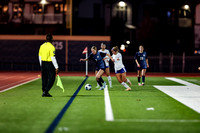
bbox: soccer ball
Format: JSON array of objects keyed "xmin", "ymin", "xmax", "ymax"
[{"xmin": 85, "ymin": 84, "xmax": 92, "ymax": 90}]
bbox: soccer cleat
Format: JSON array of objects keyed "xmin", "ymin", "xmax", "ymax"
[
  {"xmin": 96, "ymin": 85, "xmax": 100, "ymax": 88},
  {"xmin": 138, "ymin": 83, "xmax": 144, "ymax": 86},
  {"xmin": 103, "ymin": 82, "xmax": 106, "ymax": 88},
  {"xmin": 109, "ymin": 85, "xmax": 112, "ymax": 88},
  {"xmin": 125, "ymin": 88, "xmax": 131, "ymax": 91},
  {"xmin": 98, "ymin": 86, "xmax": 104, "ymax": 90}
]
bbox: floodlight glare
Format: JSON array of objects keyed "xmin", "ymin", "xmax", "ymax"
[
  {"xmin": 40, "ymin": 0, "xmax": 48, "ymax": 5},
  {"xmin": 183, "ymin": 5, "xmax": 190, "ymax": 10},
  {"xmin": 120, "ymin": 44, "xmax": 125, "ymax": 50},
  {"xmin": 118, "ymin": 1, "xmax": 126, "ymax": 7},
  {"xmin": 126, "ymin": 40, "xmax": 130, "ymax": 44}
]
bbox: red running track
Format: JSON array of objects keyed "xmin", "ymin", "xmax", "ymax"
[{"xmin": 0, "ymin": 71, "xmax": 199, "ymax": 92}]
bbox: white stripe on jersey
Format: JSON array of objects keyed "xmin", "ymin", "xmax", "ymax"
[
  {"xmin": 112, "ymin": 53, "xmax": 125, "ymax": 71},
  {"xmin": 98, "ymin": 49, "xmax": 110, "ymax": 61}
]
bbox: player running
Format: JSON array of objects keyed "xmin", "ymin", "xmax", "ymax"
[
  {"xmin": 111, "ymin": 46, "xmax": 132, "ymax": 91},
  {"xmin": 96, "ymin": 43, "xmax": 112, "ymax": 88},
  {"xmin": 135, "ymin": 45, "xmax": 149, "ymax": 86},
  {"xmin": 80, "ymin": 46, "xmax": 114, "ymax": 90}
]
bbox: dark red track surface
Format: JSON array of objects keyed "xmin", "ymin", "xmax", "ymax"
[{"xmin": 0, "ymin": 71, "xmax": 199, "ymax": 92}]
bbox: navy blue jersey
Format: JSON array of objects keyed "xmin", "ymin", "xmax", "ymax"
[
  {"xmin": 88, "ymin": 52, "xmax": 107, "ymax": 70},
  {"xmin": 135, "ymin": 51, "xmax": 148, "ymax": 69}
]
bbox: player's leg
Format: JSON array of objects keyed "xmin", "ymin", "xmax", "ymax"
[
  {"xmin": 45, "ymin": 64, "xmax": 56, "ymax": 96},
  {"xmin": 121, "ymin": 68, "xmax": 132, "ymax": 86},
  {"xmin": 41, "ymin": 62, "xmax": 48, "ymax": 93},
  {"xmin": 95, "ymin": 70, "xmax": 100, "ymax": 88},
  {"xmin": 96, "ymin": 69, "xmax": 105, "ymax": 90},
  {"xmin": 115, "ymin": 73, "xmax": 122, "ymax": 83},
  {"xmin": 137, "ymin": 70, "xmax": 142, "ymax": 86},
  {"xmin": 105, "ymin": 67, "xmax": 112, "ymax": 88},
  {"xmin": 121, "ymin": 72, "xmax": 131, "ymax": 91},
  {"xmin": 141, "ymin": 69, "xmax": 146, "ymax": 85}
]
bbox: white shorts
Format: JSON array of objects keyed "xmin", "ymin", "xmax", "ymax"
[{"xmin": 104, "ymin": 60, "xmax": 109, "ymax": 68}]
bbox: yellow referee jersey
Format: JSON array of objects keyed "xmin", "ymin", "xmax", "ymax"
[{"xmin": 39, "ymin": 42, "xmax": 55, "ymax": 62}]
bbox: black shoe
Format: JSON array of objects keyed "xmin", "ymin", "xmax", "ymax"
[{"xmin": 42, "ymin": 92, "xmax": 52, "ymax": 97}]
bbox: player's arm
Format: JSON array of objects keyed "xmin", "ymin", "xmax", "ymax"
[
  {"xmin": 146, "ymin": 52, "xmax": 149, "ymax": 68},
  {"xmin": 135, "ymin": 53, "xmax": 140, "ymax": 67},
  {"xmin": 146, "ymin": 59, "xmax": 149, "ymax": 68},
  {"xmin": 80, "ymin": 53, "xmax": 93, "ymax": 62},
  {"xmin": 106, "ymin": 53, "xmax": 114, "ymax": 62},
  {"xmin": 50, "ymin": 47, "xmax": 59, "ymax": 74},
  {"xmin": 80, "ymin": 58, "xmax": 88, "ymax": 62},
  {"xmin": 38, "ymin": 46, "xmax": 42, "ymax": 66}
]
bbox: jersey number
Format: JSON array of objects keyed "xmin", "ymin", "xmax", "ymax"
[{"xmin": 140, "ymin": 57, "xmax": 144, "ymax": 60}]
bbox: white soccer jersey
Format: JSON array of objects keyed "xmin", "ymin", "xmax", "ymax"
[
  {"xmin": 98, "ymin": 49, "xmax": 110, "ymax": 66},
  {"xmin": 112, "ymin": 52, "xmax": 125, "ymax": 71}
]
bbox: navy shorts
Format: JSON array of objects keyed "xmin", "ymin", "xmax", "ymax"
[
  {"xmin": 137, "ymin": 65, "xmax": 147, "ymax": 71},
  {"xmin": 115, "ymin": 68, "xmax": 127, "ymax": 74},
  {"xmin": 96, "ymin": 67, "xmax": 106, "ymax": 71}
]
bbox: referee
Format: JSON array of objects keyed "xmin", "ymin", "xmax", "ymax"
[{"xmin": 38, "ymin": 33, "xmax": 59, "ymax": 97}]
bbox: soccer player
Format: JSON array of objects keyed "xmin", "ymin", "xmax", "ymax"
[
  {"xmin": 135, "ymin": 45, "xmax": 149, "ymax": 86},
  {"xmin": 38, "ymin": 33, "xmax": 59, "ymax": 97},
  {"xmin": 96, "ymin": 43, "xmax": 112, "ymax": 88},
  {"xmin": 111, "ymin": 46, "xmax": 132, "ymax": 91},
  {"xmin": 80, "ymin": 46, "xmax": 114, "ymax": 90}
]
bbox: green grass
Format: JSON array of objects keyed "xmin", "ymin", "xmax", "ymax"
[{"xmin": 0, "ymin": 76, "xmax": 200, "ymax": 133}]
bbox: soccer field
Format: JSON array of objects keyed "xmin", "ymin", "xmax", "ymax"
[{"xmin": 0, "ymin": 76, "xmax": 200, "ymax": 133}]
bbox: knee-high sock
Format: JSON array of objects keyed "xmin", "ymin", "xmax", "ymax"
[
  {"xmin": 107, "ymin": 76, "xmax": 112, "ymax": 86},
  {"xmin": 142, "ymin": 76, "xmax": 145, "ymax": 83},
  {"xmin": 126, "ymin": 78, "xmax": 130, "ymax": 83},
  {"xmin": 97, "ymin": 79, "xmax": 103, "ymax": 87},
  {"xmin": 138, "ymin": 77, "xmax": 141, "ymax": 83},
  {"xmin": 99, "ymin": 77, "xmax": 104, "ymax": 84},
  {"xmin": 121, "ymin": 82, "xmax": 130, "ymax": 89}
]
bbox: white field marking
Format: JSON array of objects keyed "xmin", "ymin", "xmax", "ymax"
[
  {"xmin": 114, "ymin": 119, "xmax": 200, "ymax": 123},
  {"xmin": 0, "ymin": 78, "xmax": 39, "ymax": 93},
  {"xmin": 165, "ymin": 77, "xmax": 199, "ymax": 86},
  {"xmin": 154, "ymin": 77, "xmax": 200, "ymax": 113},
  {"xmin": 104, "ymin": 85, "xmax": 114, "ymax": 121}
]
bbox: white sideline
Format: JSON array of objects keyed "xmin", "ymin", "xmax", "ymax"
[
  {"xmin": 154, "ymin": 77, "xmax": 200, "ymax": 113},
  {"xmin": 0, "ymin": 78, "xmax": 39, "ymax": 93},
  {"xmin": 104, "ymin": 85, "xmax": 114, "ymax": 121},
  {"xmin": 115, "ymin": 119, "xmax": 200, "ymax": 123}
]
